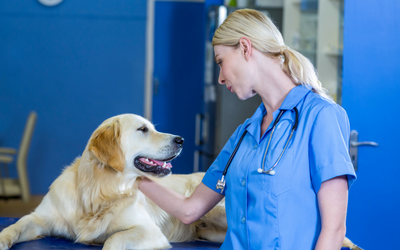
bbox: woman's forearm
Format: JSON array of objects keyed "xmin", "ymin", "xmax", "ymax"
[
  {"xmin": 138, "ymin": 177, "xmax": 192, "ymax": 223},
  {"xmin": 315, "ymin": 227, "xmax": 346, "ymax": 250},
  {"xmin": 138, "ymin": 177, "xmax": 224, "ymax": 224},
  {"xmin": 315, "ymin": 175, "xmax": 348, "ymax": 250}
]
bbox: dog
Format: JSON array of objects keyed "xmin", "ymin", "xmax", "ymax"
[
  {"xmin": 0, "ymin": 114, "xmax": 361, "ymax": 250},
  {"xmin": 0, "ymin": 114, "xmax": 227, "ymax": 249}
]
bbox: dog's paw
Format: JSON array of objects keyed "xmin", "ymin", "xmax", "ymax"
[
  {"xmin": 102, "ymin": 233, "xmax": 171, "ymax": 250},
  {"xmin": 0, "ymin": 229, "xmax": 19, "ymax": 250},
  {"xmin": 0, "ymin": 241, "xmax": 9, "ymax": 250},
  {"xmin": 103, "ymin": 241, "xmax": 171, "ymax": 250},
  {"xmin": 102, "ymin": 240, "xmax": 123, "ymax": 250},
  {"xmin": 343, "ymin": 237, "xmax": 364, "ymax": 250}
]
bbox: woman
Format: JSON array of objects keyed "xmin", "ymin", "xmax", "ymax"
[{"xmin": 139, "ymin": 9, "xmax": 356, "ymax": 250}]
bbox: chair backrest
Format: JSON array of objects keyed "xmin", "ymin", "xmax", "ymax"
[{"xmin": 16, "ymin": 111, "xmax": 37, "ymax": 203}]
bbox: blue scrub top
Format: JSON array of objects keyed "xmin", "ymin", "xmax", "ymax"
[{"xmin": 202, "ymin": 84, "xmax": 357, "ymax": 250}]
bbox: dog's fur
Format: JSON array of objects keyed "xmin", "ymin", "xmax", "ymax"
[{"xmin": 0, "ymin": 114, "xmax": 360, "ymax": 250}]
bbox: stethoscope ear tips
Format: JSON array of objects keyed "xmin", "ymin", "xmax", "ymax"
[{"xmin": 257, "ymin": 168, "xmax": 276, "ymax": 175}]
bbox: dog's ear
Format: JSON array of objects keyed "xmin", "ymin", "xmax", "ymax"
[{"xmin": 88, "ymin": 118, "xmax": 125, "ymax": 172}]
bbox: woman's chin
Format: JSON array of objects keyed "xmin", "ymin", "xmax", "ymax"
[
  {"xmin": 237, "ymin": 91, "xmax": 257, "ymax": 101},
  {"xmin": 236, "ymin": 93, "xmax": 247, "ymax": 101}
]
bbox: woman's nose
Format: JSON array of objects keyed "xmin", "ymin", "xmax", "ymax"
[{"xmin": 218, "ymin": 71, "xmax": 225, "ymax": 85}]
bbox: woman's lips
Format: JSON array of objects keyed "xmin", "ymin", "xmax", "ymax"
[{"xmin": 228, "ymin": 86, "xmax": 233, "ymax": 92}]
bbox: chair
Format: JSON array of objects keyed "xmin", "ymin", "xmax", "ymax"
[{"xmin": 0, "ymin": 111, "xmax": 37, "ymax": 203}]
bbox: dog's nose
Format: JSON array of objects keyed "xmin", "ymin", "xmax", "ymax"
[{"xmin": 174, "ymin": 136, "xmax": 184, "ymax": 147}]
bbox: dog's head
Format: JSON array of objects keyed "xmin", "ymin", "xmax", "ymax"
[{"xmin": 88, "ymin": 114, "xmax": 183, "ymax": 178}]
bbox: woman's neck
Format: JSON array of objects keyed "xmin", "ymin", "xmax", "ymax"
[{"xmin": 254, "ymin": 65, "xmax": 296, "ymax": 115}]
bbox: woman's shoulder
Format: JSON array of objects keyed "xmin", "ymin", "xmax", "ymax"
[
  {"xmin": 303, "ymin": 91, "xmax": 347, "ymax": 117},
  {"xmin": 302, "ymin": 92, "xmax": 349, "ymax": 128}
]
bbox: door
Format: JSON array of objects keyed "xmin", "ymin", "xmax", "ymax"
[
  {"xmin": 342, "ymin": 0, "xmax": 400, "ymax": 248},
  {"xmin": 152, "ymin": 1, "xmax": 205, "ymax": 174}
]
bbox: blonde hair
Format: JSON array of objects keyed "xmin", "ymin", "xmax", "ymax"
[{"xmin": 212, "ymin": 9, "xmax": 332, "ymax": 100}]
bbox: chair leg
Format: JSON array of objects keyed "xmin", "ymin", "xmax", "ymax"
[
  {"xmin": 0, "ymin": 163, "xmax": 6, "ymax": 200},
  {"xmin": 3, "ymin": 161, "xmax": 9, "ymax": 178},
  {"xmin": 3, "ymin": 162, "xmax": 10, "ymax": 202}
]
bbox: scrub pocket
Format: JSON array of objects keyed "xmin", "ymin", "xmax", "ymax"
[{"xmin": 261, "ymin": 148, "xmax": 293, "ymax": 196}]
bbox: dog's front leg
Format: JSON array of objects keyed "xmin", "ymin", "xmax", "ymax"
[
  {"xmin": 0, "ymin": 213, "xmax": 48, "ymax": 250},
  {"xmin": 103, "ymin": 223, "xmax": 170, "ymax": 250}
]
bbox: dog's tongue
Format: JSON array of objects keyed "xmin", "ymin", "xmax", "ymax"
[{"xmin": 152, "ymin": 159, "xmax": 172, "ymax": 168}]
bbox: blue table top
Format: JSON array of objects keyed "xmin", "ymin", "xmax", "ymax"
[
  {"xmin": 0, "ymin": 217, "xmax": 221, "ymax": 250},
  {"xmin": 0, "ymin": 217, "xmax": 351, "ymax": 250}
]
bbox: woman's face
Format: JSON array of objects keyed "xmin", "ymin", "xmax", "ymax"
[{"xmin": 214, "ymin": 45, "xmax": 256, "ymax": 100}]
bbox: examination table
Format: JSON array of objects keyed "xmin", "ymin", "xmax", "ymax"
[{"xmin": 0, "ymin": 217, "xmax": 351, "ymax": 249}]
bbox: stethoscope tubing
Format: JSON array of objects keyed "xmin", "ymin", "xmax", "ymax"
[
  {"xmin": 216, "ymin": 107, "xmax": 299, "ymax": 193},
  {"xmin": 260, "ymin": 107, "xmax": 298, "ymax": 174}
]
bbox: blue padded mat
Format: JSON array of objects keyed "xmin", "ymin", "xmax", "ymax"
[
  {"xmin": 0, "ymin": 217, "xmax": 351, "ymax": 249},
  {"xmin": 0, "ymin": 217, "xmax": 221, "ymax": 250}
]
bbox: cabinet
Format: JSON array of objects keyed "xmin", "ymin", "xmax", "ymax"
[{"xmin": 283, "ymin": 0, "xmax": 344, "ymax": 102}]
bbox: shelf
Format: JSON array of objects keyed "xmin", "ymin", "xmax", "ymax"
[
  {"xmin": 284, "ymin": 0, "xmax": 344, "ymax": 101},
  {"xmin": 324, "ymin": 49, "xmax": 343, "ymax": 56}
]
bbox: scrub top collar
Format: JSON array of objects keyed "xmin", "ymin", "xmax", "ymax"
[
  {"xmin": 245, "ymin": 84, "xmax": 312, "ymax": 143},
  {"xmin": 279, "ymin": 84, "xmax": 313, "ymax": 110}
]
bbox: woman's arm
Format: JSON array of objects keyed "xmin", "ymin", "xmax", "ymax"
[
  {"xmin": 138, "ymin": 177, "xmax": 224, "ymax": 224},
  {"xmin": 315, "ymin": 175, "xmax": 348, "ymax": 250}
]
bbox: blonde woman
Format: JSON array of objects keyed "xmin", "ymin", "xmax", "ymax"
[{"xmin": 140, "ymin": 9, "xmax": 356, "ymax": 249}]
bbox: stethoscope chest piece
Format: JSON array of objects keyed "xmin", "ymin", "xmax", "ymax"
[{"xmin": 216, "ymin": 176, "xmax": 226, "ymax": 193}]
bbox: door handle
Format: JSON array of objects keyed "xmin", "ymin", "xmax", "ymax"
[
  {"xmin": 349, "ymin": 130, "xmax": 378, "ymax": 171},
  {"xmin": 350, "ymin": 141, "xmax": 378, "ymax": 147}
]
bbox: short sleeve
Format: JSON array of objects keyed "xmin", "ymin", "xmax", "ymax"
[
  {"xmin": 309, "ymin": 104, "xmax": 357, "ymax": 193},
  {"xmin": 202, "ymin": 123, "xmax": 245, "ymax": 195}
]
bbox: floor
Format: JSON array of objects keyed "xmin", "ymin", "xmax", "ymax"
[{"xmin": 0, "ymin": 195, "xmax": 44, "ymax": 218}]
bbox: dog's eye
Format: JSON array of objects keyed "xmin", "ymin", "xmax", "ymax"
[{"xmin": 137, "ymin": 126, "xmax": 148, "ymax": 133}]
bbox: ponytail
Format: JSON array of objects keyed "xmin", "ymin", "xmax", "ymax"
[{"xmin": 282, "ymin": 47, "xmax": 332, "ymax": 100}]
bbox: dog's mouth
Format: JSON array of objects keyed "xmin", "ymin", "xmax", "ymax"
[{"xmin": 134, "ymin": 156, "xmax": 175, "ymax": 177}]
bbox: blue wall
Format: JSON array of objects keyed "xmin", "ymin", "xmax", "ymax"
[{"xmin": 0, "ymin": 0, "xmax": 147, "ymax": 194}]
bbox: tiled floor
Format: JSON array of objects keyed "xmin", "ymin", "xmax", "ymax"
[{"xmin": 0, "ymin": 195, "xmax": 44, "ymax": 218}]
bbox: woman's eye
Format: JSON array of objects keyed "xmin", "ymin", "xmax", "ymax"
[
  {"xmin": 217, "ymin": 60, "xmax": 222, "ymax": 66},
  {"xmin": 137, "ymin": 126, "xmax": 148, "ymax": 133}
]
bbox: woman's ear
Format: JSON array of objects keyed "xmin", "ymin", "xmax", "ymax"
[
  {"xmin": 88, "ymin": 119, "xmax": 125, "ymax": 172},
  {"xmin": 239, "ymin": 37, "xmax": 252, "ymax": 60}
]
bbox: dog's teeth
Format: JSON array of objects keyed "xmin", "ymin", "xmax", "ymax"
[
  {"xmin": 163, "ymin": 162, "xmax": 167, "ymax": 168},
  {"xmin": 145, "ymin": 158, "xmax": 149, "ymax": 162}
]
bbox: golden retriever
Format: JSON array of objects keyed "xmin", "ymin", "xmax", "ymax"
[{"xmin": 0, "ymin": 114, "xmax": 360, "ymax": 250}]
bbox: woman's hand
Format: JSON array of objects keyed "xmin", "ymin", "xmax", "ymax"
[
  {"xmin": 315, "ymin": 175, "xmax": 348, "ymax": 250},
  {"xmin": 138, "ymin": 177, "xmax": 224, "ymax": 224}
]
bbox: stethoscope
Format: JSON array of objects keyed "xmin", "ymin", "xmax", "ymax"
[{"xmin": 216, "ymin": 107, "xmax": 299, "ymax": 193}]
